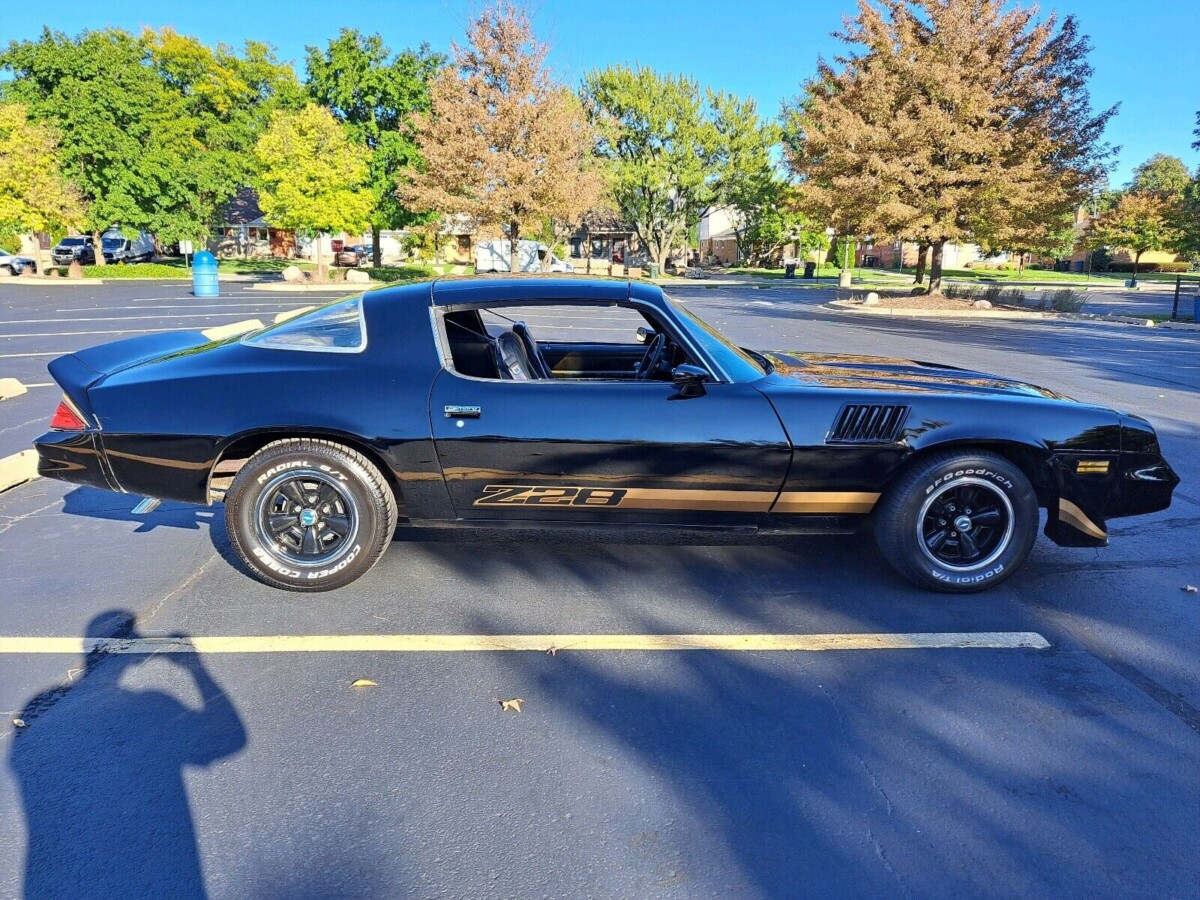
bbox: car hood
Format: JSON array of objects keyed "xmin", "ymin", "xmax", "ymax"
[{"xmin": 762, "ymin": 351, "xmax": 1072, "ymax": 400}]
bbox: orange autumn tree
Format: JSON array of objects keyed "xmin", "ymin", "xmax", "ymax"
[{"xmin": 401, "ymin": 3, "xmax": 600, "ymax": 271}]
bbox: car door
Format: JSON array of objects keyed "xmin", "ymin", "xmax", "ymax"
[{"xmin": 428, "ymin": 301, "xmax": 793, "ymax": 526}]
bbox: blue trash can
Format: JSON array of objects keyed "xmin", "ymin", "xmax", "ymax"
[{"xmin": 192, "ymin": 251, "xmax": 219, "ymax": 297}]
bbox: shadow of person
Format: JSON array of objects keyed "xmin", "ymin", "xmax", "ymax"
[{"xmin": 9, "ymin": 610, "xmax": 247, "ymax": 900}]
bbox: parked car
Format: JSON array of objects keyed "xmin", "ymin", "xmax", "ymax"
[
  {"xmin": 334, "ymin": 244, "xmax": 369, "ymax": 267},
  {"xmin": 476, "ymin": 239, "xmax": 572, "ymax": 273},
  {"xmin": 100, "ymin": 229, "xmax": 155, "ymax": 264},
  {"xmin": 0, "ymin": 251, "xmax": 37, "ymax": 275},
  {"xmin": 34, "ymin": 277, "xmax": 1179, "ymax": 593},
  {"xmin": 51, "ymin": 236, "xmax": 95, "ymax": 266}
]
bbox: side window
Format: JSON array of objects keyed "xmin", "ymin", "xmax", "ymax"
[{"xmin": 479, "ymin": 304, "xmax": 650, "ymax": 344}]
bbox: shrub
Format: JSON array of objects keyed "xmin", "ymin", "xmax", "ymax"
[
  {"xmin": 1000, "ymin": 288, "xmax": 1030, "ymax": 307},
  {"xmin": 1105, "ymin": 261, "xmax": 1189, "ymax": 274},
  {"xmin": 363, "ymin": 264, "xmax": 437, "ymax": 283},
  {"xmin": 78, "ymin": 263, "xmax": 189, "ymax": 279},
  {"xmin": 1046, "ymin": 289, "xmax": 1085, "ymax": 313}
]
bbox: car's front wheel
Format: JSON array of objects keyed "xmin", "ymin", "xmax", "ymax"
[
  {"xmin": 225, "ymin": 439, "xmax": 397, "ymax": 591},
  {"xmin": 874, "ymin": 450, "xmax": 1039, "ymax": 592}
]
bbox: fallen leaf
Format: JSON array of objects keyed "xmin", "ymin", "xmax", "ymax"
[
  {"xmin": 496, "ymin": 698, "xmax": 525, "ymax": 713},
  {"xmin": 350, "ymin": 678, "xmax": 378, "ymax": 688},
  {"xmin": 546, "ymin": 646, "xmax": 558, "ymax": 656},
  {"xmin": 12, "ymin": 718, "xmax": 26, "ymax": 728},
  {"xmin": 1184, "ymin": 585, "xmax": 1198, "ymax": 593}
]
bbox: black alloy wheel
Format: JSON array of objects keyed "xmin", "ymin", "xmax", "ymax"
[
  {"xmin": 225, "ymin": 438, "xmax": 397, "ymax": 591},
  {"xmin": 874, "ymin": 450, "xmax": 1038, "ymax": 592}
]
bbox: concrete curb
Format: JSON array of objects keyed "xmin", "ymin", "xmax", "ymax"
[
  {"xmin": 0, "ymin": 378, "xmax": 28, "ymax": 401},
  {"xmin": 825, "ymin": 301, "xmax": 1200, "ymax": 332},
  {"xmin": 825, "ymin": 300, "xmax": 1050, "ymax": 319},
  {"xmin": 273, "ymin": 306, "xmax": 316, "ymax": 324},
  {"xmin": 201, "ymin": 319, "xmax": 264, "ymax": 340},
  {"xmin": 0, "ymin": 449, "xmax": 38, "ymax": 493}
]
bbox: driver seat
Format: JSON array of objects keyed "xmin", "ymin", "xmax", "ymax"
[
  {"xmin": 512, "ymin": 321, "xmax": 553, "ymax": 379},
  {"xmin": 493, "ymin": 330, "xmax": 538, "ymax": 380}
]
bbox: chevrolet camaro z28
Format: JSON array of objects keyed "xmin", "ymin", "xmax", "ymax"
[{"xmin": 35, "ymin": 276, "xmax": 1178, "ymax": 593}]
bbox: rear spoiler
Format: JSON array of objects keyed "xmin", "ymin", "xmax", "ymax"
[{"xmin": 47, "ymin": 330, "xmax": 211, "ymax": 424}]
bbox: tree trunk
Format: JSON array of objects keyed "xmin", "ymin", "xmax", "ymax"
[
  {"xmin": 1131, "ymin": 250, "xmax": 1141, "ymax": 287},
  {"xmin": 927, "ymin": 239, "xmax": 947, "ymax": 294},
  {"xmin": 92, "ymin": 231, "xmax": 105, "ymax": 267},
  {"xmin": 914, "ymin": 242, "xmax": 929, "ymax": 285},
  {"xmin": 509, "ymin": 220, "xmax": 520, "ymax": 273},
  {"xmin": 371, "ymin": 224, "xmax": 381, "ymax": 269},
  {"xmin": 315, "ymin": 238, "xmax": 326, "ymax": 280}
]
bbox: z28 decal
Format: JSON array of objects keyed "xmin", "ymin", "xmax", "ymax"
[
  {"xmin": 473, "ymin": 485, "xmax": 881, "ymax": 514},
  {"xmin": 475, "ymin": 485, "xmax": 627, "ymax": 507}
]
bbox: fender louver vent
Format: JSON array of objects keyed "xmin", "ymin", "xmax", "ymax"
[{"xmin": 829, "ymin": 404, "xmax": 909, "ymax": 443}]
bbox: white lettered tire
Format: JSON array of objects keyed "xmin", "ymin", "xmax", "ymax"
[
  {"xmin": 874, "ymin": 450, "xmax": 1039, "ymax": 592},
  {"xmin": 225, "ymin": 439, "xmax": 397, "ymax": 591}
]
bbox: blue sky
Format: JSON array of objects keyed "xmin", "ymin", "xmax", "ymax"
[{"xmin": 5, "ymin": 0, "xmax": 1197, "ymax": 185}]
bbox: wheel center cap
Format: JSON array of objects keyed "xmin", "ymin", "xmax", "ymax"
[
  {"xmin": 299, "ymin": 509, "xmax": 318, "ymax": 527},
  {"xmin": 954, "ymin": 515, "xmax": 972, "ymax": 533}
]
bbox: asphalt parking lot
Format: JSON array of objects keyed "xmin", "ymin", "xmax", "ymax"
[{"xmin": 1, "ymin": 278, "xmax": 1198, "ymax": 898}]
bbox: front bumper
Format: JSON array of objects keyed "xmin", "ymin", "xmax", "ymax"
[
  {"xmin": 1044, "ymin": 449, "xmax": 1179, "ymax": 548},
  {"xmin": 34, "ymin": 431, "xmax": 119, "ymax": 493}
]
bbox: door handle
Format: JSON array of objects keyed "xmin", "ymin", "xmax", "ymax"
[{"xmin": 444, "ymin": 405, "xmax": 482, "ymax": 419}]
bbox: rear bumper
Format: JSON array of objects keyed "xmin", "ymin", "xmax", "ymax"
[{"xmin": 34, "ymin": 431, "xmax": 119, "ymax": 493}]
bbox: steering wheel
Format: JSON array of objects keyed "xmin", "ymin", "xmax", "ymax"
[{"xmin": 635, "ymin": 333, "xmax": 667, "ymax": 380}]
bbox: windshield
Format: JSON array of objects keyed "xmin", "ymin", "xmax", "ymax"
[
  {"xmin": 102, "ymin": 237, "xmax": 125, "ymax": 249},
  {"xmin": 61, "ymin": 238, "xmax": 86, "ymax": 246},
  {"xmin": 663, "ymin": 293, "xmax": 767, "ymax": 379}
]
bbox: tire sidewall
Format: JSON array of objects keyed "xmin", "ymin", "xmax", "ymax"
[
  {"xmin": 228, "ymin": 445, "xmax": 386, "ymax": 590},
  {"xmin": 889, "ymin": 455, "xmax": 1038, "ymax": 592}
]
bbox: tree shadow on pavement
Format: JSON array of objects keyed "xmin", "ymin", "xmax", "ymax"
[{"xmin": 9, "ymin": 610, "xmax": 246, "ymax": 900}]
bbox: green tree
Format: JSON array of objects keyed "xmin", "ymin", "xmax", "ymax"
[
  {"xmin": 1087, "ymin": 191, "xmax": 1183, "ymax": 286},
  {"xmin": 306, "ymin": 30, "xmax": 442, "ymax": 267},
  {"xmin": 1, "ymin": 27, "xmax": 300, "ymax": 258},
  {"xmin": 783, "ymin": 0, "xmax": 1113, "ymax": 293},
  {"xmin": 1129, "ymin": 154, "xmax": 1191, "ymax": 199},
  {"xmin": 710, "ymin": 92, "xmax": 825, "ymax": 266},
  {"xmin": 1, "ymin": 29, "xmax": 163, "ymax": 263},
  {"xmin": 252, "ymin": 104, "xmax": 375, "ymax": 273},
  {"xmin": 0, "ymin": 102, "xmax": 84, "ymax": 269},
  {"xmin": 144, "ymin": 28, "xmax": 302, "ymax": 246},
  {"xmin": 584, "ymin": 65, "xmax": 721, "ymax": 269}
]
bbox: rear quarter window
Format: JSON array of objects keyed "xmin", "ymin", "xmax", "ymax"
[{"xmin": 241, "ymin": 295, "xmax": 367, "ymax": 352}]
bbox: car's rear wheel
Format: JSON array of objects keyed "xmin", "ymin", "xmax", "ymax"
[
  {"xmin": 874, "ymin": 450, "xmax": 1038, "ymax": 592},
  {"xmin": 225, "ymin": 439, "xmax": 397, "ymax": 591}
]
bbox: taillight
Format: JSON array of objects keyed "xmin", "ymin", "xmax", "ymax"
[{"xmin": 50, "ymin": 398, "xmax": 87, "ymax": 431}]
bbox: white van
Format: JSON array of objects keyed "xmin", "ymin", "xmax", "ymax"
[
  {"xmin": 475, "ymin": 239, "xmax": 572, "ymax": 274},
  {"xmin": 101, "ymin": 228, "xmax": 155, "ymax": 264}
]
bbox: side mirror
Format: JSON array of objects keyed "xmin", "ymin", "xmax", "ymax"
[{"xmin": 672, "ymin": 364, "xmax": 709, "ymax": 398}]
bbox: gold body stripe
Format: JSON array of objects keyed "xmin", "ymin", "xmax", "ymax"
[
  {"xmin": 1059, "ymin": 498, "xmax": 1107, "ymax": 539},
  {"xmin": 616, "ymin": 488, "xmax": 777, "ymax": 512},
  {"xmin": 773, "ymin": 491, "xmax": 881, "ymax": 514}
]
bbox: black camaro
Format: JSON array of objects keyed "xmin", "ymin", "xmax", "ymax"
[{"xmin": 35, "ymin": 276, "xmax": 1178, "ymax": 592}]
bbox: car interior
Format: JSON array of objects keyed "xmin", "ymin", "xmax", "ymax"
[{"xmin": 441, "ymin": 304, "xmax": 692, "ymax": 382}]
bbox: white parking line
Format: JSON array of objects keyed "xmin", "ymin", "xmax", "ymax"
[{"xmin": 0, "ymin": 632, "xmax": 1051, "ymax": 654}]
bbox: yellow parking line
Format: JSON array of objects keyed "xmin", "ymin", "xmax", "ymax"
[{"xmin": 0, "ymin": 632, "xmax": 1050, "ymax": 654}]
